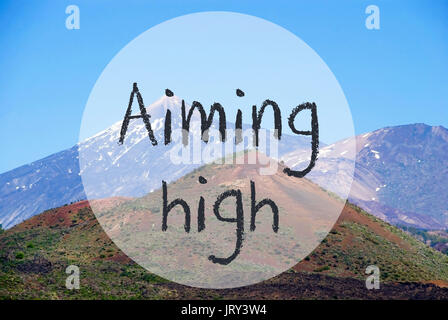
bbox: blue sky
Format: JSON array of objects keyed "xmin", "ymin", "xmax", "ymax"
[{"xmin": 0, "ymin": 0, "xmax": 447, "ymax": 173}]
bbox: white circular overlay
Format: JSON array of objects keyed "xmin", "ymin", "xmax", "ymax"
[{"xmin": 78, "ymin": 12, "xmax": 356, "ymax": 288}]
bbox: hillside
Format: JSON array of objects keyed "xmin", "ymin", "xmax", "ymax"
[{"xmin": 1, "ymin": 169, "xmax": 448, "ymax": 298}]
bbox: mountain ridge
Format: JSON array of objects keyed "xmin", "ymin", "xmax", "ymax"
[{"xmin": 283, "ymin": 122, "xmax": 448, "ymax": 229}]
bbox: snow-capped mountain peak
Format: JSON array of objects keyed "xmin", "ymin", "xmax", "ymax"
[{"xmin": 0, "ymin": 95, "xmax": 310, "ymax": 229}]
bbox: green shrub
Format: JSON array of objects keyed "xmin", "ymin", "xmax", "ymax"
[
  {"xmin": 15, "ymin": 252, "xmax": 24, "ymax": 259},
  {"xmin": 314, "ymin": 265, "xmax": 330, "ymax": 272}
]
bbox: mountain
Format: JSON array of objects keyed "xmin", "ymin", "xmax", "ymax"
[
  {"xmin": 0, "ymin": 95, "xmax": 309, "ymax": 229},
  {"xmin": 1, "ymin": 160, "xmax": 448, "ymax": 298},
  {"xmin": 283, "ymin": 123, "xmax": 448, "ymax": 229},
  {"xmin": 0, "ymin": 146, "xmax": 85, "ymax": 229}
]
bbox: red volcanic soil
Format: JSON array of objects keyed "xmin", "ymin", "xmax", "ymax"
[
  {"xmin": 15, "ymin": 197, "xmax": 131, "ymax": 231},
  {"xmin": 16, "ymin": 200, "xmax": 92, "ymax": 230},
  {"xmin": 338, "ymin": 204, "xmax": 411, "ymax": 250}
]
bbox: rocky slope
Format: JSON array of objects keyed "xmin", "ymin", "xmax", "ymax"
[
  {"xmin": 283, "ymin": 123, "xmax": 448, "ymax": 229},
  {"xmin": 0, "ymin": 95, "xmax": 308, "ymax": 229}
]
